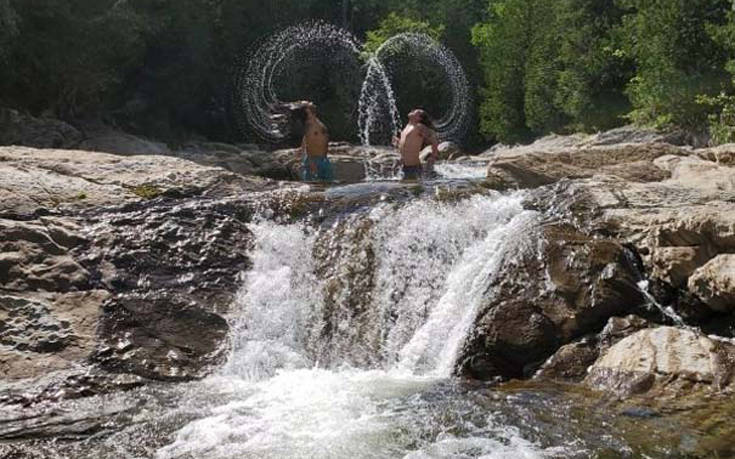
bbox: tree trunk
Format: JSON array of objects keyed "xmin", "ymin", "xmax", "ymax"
[{"xmin": 342, "ymin": 0, "xmax": 349, "ymax": 29}]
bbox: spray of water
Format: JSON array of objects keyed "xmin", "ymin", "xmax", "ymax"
[
  {"xmin": 363, "ymin": 33, "xmax": 472, "ymax": 145},
  {"xmin": 232, "ymin": 24, "xmax": 471, "ymax": 146},
  {"xmin": 357, "ymin": 56, "xmax": 401, "ymax": 146},
  {"xmin": 232, "ymin": 22, "xmax": 362, "ymax": 143}
]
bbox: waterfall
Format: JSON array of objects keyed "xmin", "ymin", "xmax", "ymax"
[
  {"xmin": 156, "ymin": 191, "xmax": 556, "ymax": 459},
  {"xmin": 225, "ymin": 192, "xmax": 533, "ymax": 379}
]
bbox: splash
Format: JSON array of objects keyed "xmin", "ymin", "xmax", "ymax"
[
  {"xmin": 362, "ymin": 33, "xmax": 472, "ymax": 145},
  {"xmin": 232, "ymin": 23, "xmax": 471, "ymax": 146},
  {"xmin": 232, "ymin": 22, "xmax": 362, "ymax": 144}
]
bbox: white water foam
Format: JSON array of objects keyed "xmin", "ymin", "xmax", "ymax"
[
  {"xmin": 157, "ymin": 193, "xmax": 566, "ymax": 459},
  {"xmin": 366, "ymin": 194, "xmax": 538, "ymax": 374},
  {"xmin": 221, "ymin": 219, "xmax": 324, "ymax": 381},
  {"xmin": 435, "ymin": 162, "xmax": 490, "ymax": 179}
]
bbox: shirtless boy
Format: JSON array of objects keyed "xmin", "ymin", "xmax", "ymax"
[
  {"xmin": 293, "ymin": 101, "xmax": 333, "ymax": 182},
  {"xmin": 393, "ymin": 109, "xmax": 439, "ymax": 180}
]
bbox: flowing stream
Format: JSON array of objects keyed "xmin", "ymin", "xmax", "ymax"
[
  {"xmin": 4, "ymin": 183, "xmax": 734, "ymax": 458},
  {"xmin": 155, "ymin": 192, "xmax": 559, "ymax": 458}
]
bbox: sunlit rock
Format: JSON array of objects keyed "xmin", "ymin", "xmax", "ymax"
[{"xmin": 585, "ymin": 327, "xmax": 735, "ymax": 396}]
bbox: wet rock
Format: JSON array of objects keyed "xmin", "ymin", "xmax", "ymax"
[
  {"xmin": 0, "ymin": 291, "xmax": 108, "ymax": 380},
  {"xmin": 94, "ymin": 293, "xmax": 229, "ymax": 380},
  {"xmin": 420, "ymin": 141, "xmax": 463, "ymax": 161},
  {"xmin": 578, "ymin": 125, "xmax": 692, "ymax": 148},
  {"xmin": 0, "ymin": 218, "xmax": 90, "ymax": 292},
  {"xmin": 75, "ymin": 195, "xmax": 261, "ymax": 380},
  {"xmin": 0, "ymin": 108, "xmax": 82, "ymax": 149},
  {"xmin": 485, "ymin": 143, "xmax": 684, "ymax": 190},
  {"xmin": 0, "ymin": 145, "xmax": 279, "ymax": 387},
  {"xmin": 585, "ymin": 327, "xmax": 735, "ymax": 396},
  {"xmin": 688, "ymin": 255, "xmax": 735, "ymax": 313},
  {"xmin": 79, "ymin": 197, "xmax": 254, "ymax": 299},
  {"xmin": 458, "ymin": 224, "xmax": 647, "ymax": 380},
  {"xmin": 535, "ymin": 315, "xmax": 650, "ymax": 382},
  {"xmin": 311, "ymin": 214, "xmax": 380, "ymax": 367},
  {"xmin": 0, "ymin": 146, "xmax": 271, "ymax": 218},
  {"xmin": 173, "ymin": 142, "xmax": 275, "ymax": 178},
  {"xmin": 532, "ymin": 147, "xmax": 735, "ymax": 331},
  {"xmin": 0, "ymin": 368, "xmax": 144, "ymax": 405},
  {"xmin": 533, "ymin": 339, "xmax": 599, "ymax": 382}
]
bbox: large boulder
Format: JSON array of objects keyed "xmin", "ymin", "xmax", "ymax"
[
  {"xmin": 585, "ymin": 327, "xmax": 735, "ymax": 396},
  {"xmin": 457, "ymin": 224, "xmax": 646, "ymax": 379},
  {"xmin": 485, "ymin": 143, "xmax": 684, "ymax": 190},
  {"xmin": 0, "ymin": 146, "xmax": 280, "ymax": 385},
  {"xmin": 535, "ymin": 315, "xmax": 651, "ymax": 382},
  {"xmin": 420, "ymin": 141, "xmax": 463, "ymax": 161},
  {"xmin": 688, "ymin": 255, "xmax": 735, "ymax": 313}
]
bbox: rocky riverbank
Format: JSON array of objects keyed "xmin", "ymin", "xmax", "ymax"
[{"xmin": 1, "ymin": 126, "xmax": 735, "ymax": 453}]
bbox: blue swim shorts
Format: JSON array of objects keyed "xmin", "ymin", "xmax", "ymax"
[{"xmin": 301, "ymin": 155, "xmax": 334, "ymax": 182}]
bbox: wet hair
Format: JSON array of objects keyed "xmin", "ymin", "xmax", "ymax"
[
  {"xmin": 284, "ymin": 105, "xmax": 308, "ymax": 144},
  {"xmin": 416, "ymin": 109, "xmax": 435, "ymax": 131},
  {"xmin": 292, "ymin": 106, "xmax": 309, "ymax": 125}
]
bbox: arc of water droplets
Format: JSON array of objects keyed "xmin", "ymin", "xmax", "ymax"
[
  {"xmin": 366, "ymin": 32, "xmax": 472, "ymax": 145},
  {"xmin": 234, "ymin": 22, "xmax": 362, "ymax": 144},
  {"xmin": 234, "ymin": 23, "xmax": 471, "ymax": 145}
]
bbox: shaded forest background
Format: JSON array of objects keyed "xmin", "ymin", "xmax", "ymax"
[{"xmin": 0, "ymin": 0, "xmax": 734, "ymax": 148}]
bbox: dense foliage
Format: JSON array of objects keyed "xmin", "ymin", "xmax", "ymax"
[{"xmin": 0, "ymin": 0, "xmax": 733, "ymax": 146}]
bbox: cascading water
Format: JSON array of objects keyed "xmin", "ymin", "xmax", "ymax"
[
  {"xmin": 357, "ymin": 56, "xmax": 401, "ymax": 146},
  {"xmin": 154, "ymin": 191, "xmax": 578, "ymax": 458}
]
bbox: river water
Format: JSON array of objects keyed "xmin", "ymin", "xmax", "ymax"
[{"xmin": 3, "ymin": 177, "xmax": 733, "ymax": 458}]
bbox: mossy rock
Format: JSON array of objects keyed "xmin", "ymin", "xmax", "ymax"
[{"xmin": 131, "ymin": 184, "xmax": 163, "ymax": 200}]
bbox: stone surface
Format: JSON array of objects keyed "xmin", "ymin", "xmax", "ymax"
[
  {"xmin": 420, "ymin": 141, "xmax": 463, "ymax": 161},
  {"xmin": 0, "ymin": 146, "xmax": 270, "ymax": 218},
  {"xmin": 78, "ymin": 129, "xmax": 171, "ymax": 156},
  {"xmin": 458, "ymin": 224, "xmax": 646, "ymax": 380},
  {"xmin": 688, "ymin": 255, "xmax": 735, "ymax": 313},
  {"xmin": 0, "ymin": 146, "xmax": 283, "ymax": 385},
  {"xmin": 0, "ymin": 218, "xmax": 89, "ymax": 292},
  {"xmin": 535, "ymin": 315, "xmax": 650, "ymax": 382},
  {"xmin": 0, "ymin": 108, "xmax": 82, "ymax": 149},
  {"xmin": 4, "ymin": 126, "xmax": 735, "ymax": 407},
  {"xmin": 0, "ymin": 291, "xmax": 108, "ymax": 380},
  {"xmin": 485, "ymin": 143, "xmax": 684, "ymax": 190},
  {"xmin": 585, "ymin": 327, "xmax": 735, "ymax": 396}
]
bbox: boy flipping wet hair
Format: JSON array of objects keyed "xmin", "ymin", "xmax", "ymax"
[
  {"xmin": 292, "ymin": 101, "xmax": 334, "ymax": 182},
  {"xmin": 393, "ymin": 109, "xmax": 439, "ymax": 180}
]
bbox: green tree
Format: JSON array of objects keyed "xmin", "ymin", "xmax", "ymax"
[
  {"xmin": 3, "ymin": 0, "xmax": 146, "ymax": 117},
  {"xmin": 553, "ymin": 0, "xmax": 632, "ymax": 131},
  {"xmin": 472, "ymin": 0, "xmax": 535, "ymax": 143},
  {"xmin": 364, "ymin": 12, "xmax": 444, "ymax": 54},
  {"xmin": 616, "ymin": 0, "xmax": 730, "ymax": 130},
  {"xmin": 699, "ymin": 9, "xmax": 735, "ymax": 143}
]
